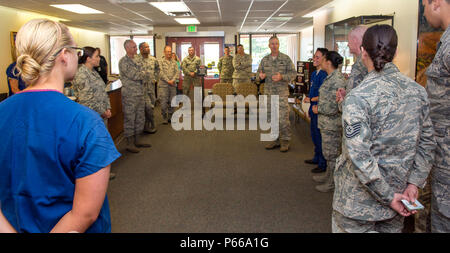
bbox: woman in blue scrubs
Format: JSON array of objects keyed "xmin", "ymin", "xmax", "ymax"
[
  {"xmin": 303, "ymin": 48, "xmax": 328, "ymax": 173},
  {"xmin": 0, "ymin": 19, "xmax": 121, "ymax": 233}
]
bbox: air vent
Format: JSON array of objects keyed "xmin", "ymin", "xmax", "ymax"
[{"xmin": 167, "ymin": 11, "xmax": 193, "ymax": 17}]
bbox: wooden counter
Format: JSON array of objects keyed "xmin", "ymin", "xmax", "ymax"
[{"xmin": 107, "ymin": 81, "xmax": 123, "ymax": 141}]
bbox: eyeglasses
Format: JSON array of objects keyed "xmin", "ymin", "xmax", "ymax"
[{"xmin": 53, "ymin": 46, "xmax": 84, "ymax": 57}]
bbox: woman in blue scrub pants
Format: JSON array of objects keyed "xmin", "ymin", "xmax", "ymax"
[
  {"xmin": 6, "ymin": 62, "xmax": 27, "ymax": 96},
  {"xmin": 304, "ymin": 48, "xmax": 328, "ymax": 173},
  {"xmin": 0, "ymin": 19, "xmax": 120, "ymax": 233}
]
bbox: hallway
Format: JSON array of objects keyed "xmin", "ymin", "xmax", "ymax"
[{"xmin": 107, "ymin": 107, "xmax": 333, "ymax": 232}]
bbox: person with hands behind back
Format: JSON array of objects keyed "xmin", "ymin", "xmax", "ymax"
[{"xmin": 332, "ymin": 25, "xmax": 436, "ymax": 233}]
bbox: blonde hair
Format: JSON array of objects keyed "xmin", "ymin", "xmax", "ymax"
[{"xmin": 15, "ymin": 19, "xmax": 74, "ymax": 86}]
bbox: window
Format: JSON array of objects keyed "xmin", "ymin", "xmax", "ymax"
[
  {"xmin": 134, "ymin": 36, "xmax": 155, "ymax": 56},
  {"xmin": 109, "ymin": 36, "xmax": 130, "ymax": 75},
  {"xmin": 277, "ymin": 33, "xmax": 298, "ymax": 66},
  {"xmin": 109, "ymin": 35, "xmax": 154, "ymax": 75},
  {"xmin": 180, "ymin": 43, "xmax": 192, "ymax": 62},
  {"xmin": 239, "ymin": 34, "xmax": 250, "ymax": 54},
  {"xmin": 251, "ymin": 34, "xmax": 272, "ymax": 73},
  {"xmin": 203, "ymin": 43, "xmax": 220, "ymax": 77},
  {"xmin": 239, "ymin": 33, "xmax": 298, "ymax": 73}
]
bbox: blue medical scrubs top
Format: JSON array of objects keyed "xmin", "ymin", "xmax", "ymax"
[
  {"xmin": 308, "ymin": 70, "xmax": 328, "ymax": 115},
  {"xmin": 0, "ymin": 90, "xmax": 121, "ymax": 233},
  {"xmin": 6, "ymin": 62, "xmax": 27, "ymax": 96}
]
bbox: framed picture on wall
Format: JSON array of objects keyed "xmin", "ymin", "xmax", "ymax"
[
  {"xmin": 415, "ymin": 0, "xmax": 443, "ymax": 87},
  {"xmin": 10, "ymin": 31, "xmax": 17, "ymax": 61}
]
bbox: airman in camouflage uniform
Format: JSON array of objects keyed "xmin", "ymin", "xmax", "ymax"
[
  {"xmin": 314, "ymin": 69, "xmax": 346, "ymax": 193},
  {"xmin": 159, "ymin": 46, "xmax": 180, "ymax": 124},
  {"xmin": 258, "ymin": 37, "xmax": 296, "ymax": 152},
  {"xmin": 181, "ymin": 47, "xmax": 201, "ymax": 97},
  {"xmin": 73, "ymin": 64, "xmax": 111, "ymax": 119},
  {"xmin": 426, "ymin": 24, "xmax": 450, "ymax": 233},
  {"xmin": 218, "ymin": 47, "xmax": 234, "ymax": 83},
  {"xmin": 119, "ymin": 40, "xmax": 151, "ymax": 153},
  {"xmin": 135, "ymin": 43, "xmax": 160, "ymax": 134},
  {"xmin": 346, "ymin": 55, "xmax": 368, "ymax": 92},
  {"xmin": 332, "ymin": 62, "xmax": 436, "ymax": 233},
  {"xmin": 232, "ymin": 45, "xmax": 252, "ymax": 89},
  {"xmin": 337, "ymin": 26, "xmax": 369, "ymax": 112}
]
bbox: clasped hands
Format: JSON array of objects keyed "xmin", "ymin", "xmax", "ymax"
[
  {"xmin": 390, "ymin": 184, "xmax": 420, "ymax": 217},
  {"xmin": 259, "ymin": 71, "xmax": 282, "ymax": 82}
]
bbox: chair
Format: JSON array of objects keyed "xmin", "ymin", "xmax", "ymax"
[
  {"xmin": 235, "ymin": 82, "xmax": 258, "ymax": 97},
  {"xmin": 234, "ymin": 83, "xmax": 258, "ymax": 111},
  {"xmin": 207, "ymin": 82, "xmax": 234, "ymax": 108}
]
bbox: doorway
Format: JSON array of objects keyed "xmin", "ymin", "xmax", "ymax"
[{"xmin": 166, "ymin": 36, "xmax": 224, "ymax": 78}]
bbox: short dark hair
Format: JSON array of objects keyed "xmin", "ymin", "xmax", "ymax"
[
  {"xmin": 225, "ymin": 46, "xmax": 229, "ymax": 49},
  {"xmin": 316, "ymin": 48, "xmax": 329, "ymax": 57},
  {"xmin": 324, "ymin": 51, "xmax": 343, "ymax": 69},
  {"xmin": 139, "ymin": 42, "xmax": 147, "ymax": 50},
  {"xmin": 79, "ymin": 46, "xmax": 98, "ymax": 64},
  {"xmin": 237, "ymin": 44, "xmax": 243, "ymax": 48},
  {"xmin": 428, "ymin": 0, "xmax": 450, "ymax": 4},
  {"xmin": 361, "ymin": 24, "xmax": 398, "ymax": 72}
]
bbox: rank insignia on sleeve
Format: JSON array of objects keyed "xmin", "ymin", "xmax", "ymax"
[{"xmin": 344, "ymin": 120, "xmax": 361, "ymax": 139}]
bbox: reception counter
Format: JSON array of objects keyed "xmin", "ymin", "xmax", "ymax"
[{"xmin": 106, "ymin": 80, "xmax": 123, "ymax": 141}]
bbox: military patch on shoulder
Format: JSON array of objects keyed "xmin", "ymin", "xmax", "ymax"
[{"xmin": 344, "ymin": 120, "xmax": 362, "ymax": 139}]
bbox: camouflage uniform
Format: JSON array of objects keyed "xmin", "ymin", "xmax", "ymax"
[
  {"xmin": 218, "ymin": 55, "xmax": 234, "ymax": 83},
  {"xmin": 181, "ymin": 55, "xmax": 201, "ymax": 96},
  {"xmin": 338, "ymin": 55, "xmax": 368, "ymax": 112},
  {"xmin": 317, "ymin": 70, "xmax": 346, "ymax": 190},
  {"xmin": 158, "ymin": 57, "xmax": 180, "ymax": 121},
  {"xmin": 426, "ymin": 26, "xmax": 450, "ymax": 233},
  {"xmin": 135, "ymin": 54, "xmax": 160, "ymax": 129},
  {"xmin": 119, "ymin": 55, "xmax": 146, "ymax": 138},
  {"xmin": 257, "ymin": 53, "xmax": 296, "ymax": 142},
  {"xmin": 232, "ymin": 53, "xmax": 252, "ymax": 88},
  {"xmin": 73, "ymin": 64, "xmax": 111, "ymax": 117},
  {"xmin": 333, "ymin": 63, "xmax": 436, "ymax": 233},
  {"xmin": 346, "ymin": 55, "xmax": 368, "ymax": 92}
]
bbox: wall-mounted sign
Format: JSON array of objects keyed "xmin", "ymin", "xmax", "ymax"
[{"xmin": 186, "ymin": 25, "xmax": 197, "ymax": 32}]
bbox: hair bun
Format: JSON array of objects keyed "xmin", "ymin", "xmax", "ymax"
[{"xmin": 16, "ymin": 53, "xmax": 41, "ymax": 85}]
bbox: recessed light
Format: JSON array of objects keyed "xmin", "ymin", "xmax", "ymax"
[
  {"xmin": 50, "ymin": 4, "xmax": 103, "ymax": 14},
  {"xmin": 174, "ymin": 18, "xmax": 200, "ymax": 25},
  {"xmin": 150, "ymin": 2, "xmax": 191, "ymax": 15}
]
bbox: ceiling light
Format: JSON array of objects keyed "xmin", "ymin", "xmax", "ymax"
[
  {"xmin": 174, "ymin": 18, "xmax": 200, "ymax": 25},
  {"xmin": 50, "ymin": 4, "xmax": 103, "ymax": 14},
  {"xmin": 150, "ymin": 1, "xmax": 191, "ymax": 15}
]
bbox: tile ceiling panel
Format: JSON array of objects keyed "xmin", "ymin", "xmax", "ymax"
[{"xmin": 0, "ymin": 0, "xmax": 333, "ymax": 33}]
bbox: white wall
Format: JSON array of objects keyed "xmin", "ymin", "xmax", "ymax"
[
  {"xmin": 299, "ymin": 26, "xmax": 314, "ymax": 61},
  {"xmin": 0, "ymin": 6, "xmax": 108, "ymax": 94},
  {"xmin": 153, "ymin": 26, "xmax": 237, "ymax": 59},
  {"xmin": 313, "ymin": 0, "xmax": 419, "ymax": 78}
]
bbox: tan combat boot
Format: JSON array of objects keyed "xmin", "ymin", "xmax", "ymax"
[
  {"xmin": 144, "ymin": 121, "xmax": 157, "ymax": 134},
  {"xmin": 125, "ymin": 136, "xmax": 140, "ymax": 153},
  {"xmin": 313, "ymin": 168, "xmax": 330, "ymax": 183},
  {"xmin": 280, "ymin": 140, "xmax": 290, "ymax": 152},
  {"xmin": 134, "ymin": 135, "xmax": 152, "ymax": 148},
  {"xmin": 315, "ymin": 169, "xmax": 335, "ymax": 193},
  {"xmin": 265, "ymin": 140, "xmax": 280, "ymax": 150}
]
